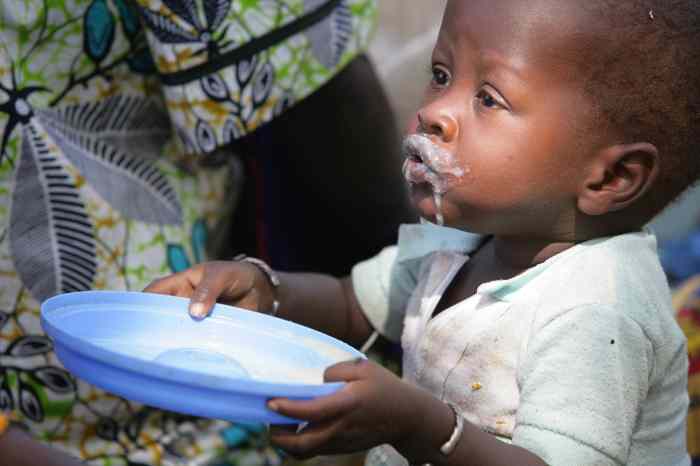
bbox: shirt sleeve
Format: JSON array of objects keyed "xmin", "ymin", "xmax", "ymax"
[
  {"xmin": 351, "ymin": 245, "xmax": 411, "ymax": 343},
  {"xmin": 351, "ymin": 223, "xmax": 485, "ymax": 343},
  {"xmin": 513, "ymin": 304, "xmax": 653, "ymax": 466}
]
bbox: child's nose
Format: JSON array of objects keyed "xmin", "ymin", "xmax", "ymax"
[{"xmin": 416, "ymin": 107, "xmax": 458, "ymax": 143}]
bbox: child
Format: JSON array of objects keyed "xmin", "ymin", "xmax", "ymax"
[{"xmin": 146, "ymin": 0, "xmax": 700, "ymax": 464}]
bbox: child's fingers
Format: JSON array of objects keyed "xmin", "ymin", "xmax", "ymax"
[
  {"xmin": 190, "ymin": 261, "xmax": 266, "ymax": 317},
  {"xmin": 189, "ymin": 267, "xmax": 242, "ymax": 318},
  {"xmin": 324, "ymin": 358, "xmax": 372, "ymax": 383},
  {"xmin": 143, "ymin": 279, "xmax": 166, "ymax": 294},
  {"xmin": 143, "ymin": 270, "xmax": 197, "ymax": 296},
  {"xmin": 234, "ymin": 287, "xmax": 262, "ymax": 312},
  {"xmin": 267, "ymin": 389, "xmax": 357, "ymax": 423},
  {"xmin": 269, "ymin": 420, "xmax": 341, "ymax": 459},
  {"xmin": 143, "ymin": 262, "xmax": 256, "ymax": 318}
]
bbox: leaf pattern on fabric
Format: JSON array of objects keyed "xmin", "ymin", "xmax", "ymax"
[
  {"xmin": 139, "ymin": 0, "xmax": 233, "ymax": 55},
  {"xmin": 32, "ymin": 366, "xmax": 75, "ymax": 394},
  {"xmin": 127, "ymin": 47, "xmax": 158, "ymax": 74},
  {"xmin": 252, "ymin": 61, "xmax": 274, "ymax": 107},
  {"xmin": 194, "ymin": 119, "xmax": 217, "ymax": 153},
  {"xmin": 203, "ymin": 0, "xmax": 232, "ymax": 33},
  {"xmin": 200, "ymin": 74, "xmax": 231, "ymax": 102},
  {"xmin": 304, "ymin": 0, "xmax": 352, "ymax": 69},
  {"xmin": 6, "ymin": 336, "xmax": 53, "ymax": 357},
  {"xmin": 236, "ymin": 55, "xmax": 258, "ymax": 88},
  {"xmin": 45, "ymin": 95, "xmax": 171, "ymax": 163},
  {"xmin": 19, "ymin": 381, "xmax": 44, "ymax": 422},
  {"xmin": 36, "ymin": 98, "xmax": 183, "ymax": 226},
  {"xmin": 139, "ymin": 8, "xmax": 199, "ymax": 44},
  {"xmin": 191, "ymin": 219, "xmax": 208, "ymax": 264},
  {"xmin": 84, "ymin": 0, "xmax": 117, "ymax": 64},
  {"xmin": 167, "ymin": 244, "xmax": 191, "ymax": 273},
  {"xmin": 113, "ymin": 0, "xmax": 142, "ymax": 41},
  {"xmin": 10, "ymin": 122, "xmax": 97, "ymax": 302},
  {"xmin": 0, "ymin": 379, "xmax": 13, "ymax": 411},
  {"xmin": 161, "ymin": 0, "xmax": 202, "ymax": 31}
]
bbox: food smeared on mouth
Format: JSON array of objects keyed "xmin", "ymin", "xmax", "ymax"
[{"xmin": 402, "ymin": 134, "xmax": 467, "ymax": 225}]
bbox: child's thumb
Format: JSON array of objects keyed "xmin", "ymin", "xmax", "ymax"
[
  {"xmin": 189, "ymin": 276, "xmax": 231, "ymax": 319},
  {"xmin": 189, "ymin": 285, "xmax": 216, "ymax": 319},
  {"xmin": 188, "ymin": 263, "xmax": 246, "ymax": 318}
]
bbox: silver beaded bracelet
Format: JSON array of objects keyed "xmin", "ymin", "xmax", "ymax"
[{"xmin": 233, "ymin": 254, "xmax": 280, "ymax": 316}]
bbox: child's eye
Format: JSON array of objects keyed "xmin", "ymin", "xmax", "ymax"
[
  {"xmin": 476, "ymin": 89, "xmax": 506, "ymax": 110},
  {"xmin": 431, "ymin": 66, "xmax": 450, "ymax": 87}
]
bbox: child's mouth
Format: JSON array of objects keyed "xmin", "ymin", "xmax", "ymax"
[
  {"xmin": 401, "ymin": 134, "xmax": 465, "ymax": 194},
  {"xmin": 402, "ymin": 157, "xmax": 440, "ymax": 189},
  {"xmin": 402, "ymin": 134, "xmax": 467, "ymax": 226}
]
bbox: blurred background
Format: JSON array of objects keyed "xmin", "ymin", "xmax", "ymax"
[{"xmin": 369, "ymin": 0, "xmax": 447, "ymax": 133}]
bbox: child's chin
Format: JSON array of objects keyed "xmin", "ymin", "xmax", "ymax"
[
  {"xmin": 408, "ymin": 182, "xmax": 450, "ymax": 222},
  {"xmin": 411, "ymin": 192, "xmax": 440, "ymax": 220}
]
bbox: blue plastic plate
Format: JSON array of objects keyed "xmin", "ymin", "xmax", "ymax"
[{"xmin": 40, "ymin": 291, "xmax": 364, "ymax": 424}]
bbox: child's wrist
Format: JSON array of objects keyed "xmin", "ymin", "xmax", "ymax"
[
  {"xmin": 393, "ymin": 389, "xmax": 460, "ymax": 465},
  {"xmin": 233, "ymin": 255, "xmax": 280, "ymax": 316}
]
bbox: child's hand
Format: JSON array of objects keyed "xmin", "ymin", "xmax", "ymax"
[
  {"xmin": 144, "ymin": 261, "xmax": 276, "ymax": 318},
  {"xmin": 267, "ymin": 359, "xmax": 424, "ymax": 460}
]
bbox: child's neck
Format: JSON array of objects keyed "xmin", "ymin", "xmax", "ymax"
[
  {"xmin": 490, "ymin": 236, "xmax": 578, "ymax": 270},
  {"xmin": 434, "ymin": 222, "xmax": 633, "ymax": 316},
  {"xmin": 433, "ymin": 237, "xmax": 577, "ymax": 316}
]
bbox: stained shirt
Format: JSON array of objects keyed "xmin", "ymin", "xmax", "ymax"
[
  {"xmin": 353, "ymin": 224, "xmax": 690, "ymax": 466},
  {"xmin": 0, "ymin": 0, "xmax": 376, "ymax": 464}
]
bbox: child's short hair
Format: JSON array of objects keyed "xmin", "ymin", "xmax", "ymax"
[{"xmin": 583, "ymin": 0, "xmax": 700, "ymax": 215}]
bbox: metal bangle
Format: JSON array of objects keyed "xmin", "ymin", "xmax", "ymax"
[
  {"xmin": 422, "ymin": 403, "xmax": 464, "ymax": 466},
  {"xmin": 233, "ymin": 254, "xmax": 280, "ymax": 316},
  {"xmin": 440, "ymin": 403, "xmax": 464, "ymax": 456}
]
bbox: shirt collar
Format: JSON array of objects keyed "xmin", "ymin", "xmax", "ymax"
[
  {"xmin": 475, "ymin": 260, "xmax": 551, "ymax": 302},
  {"xmin": 476, "ymin": 228, "xmax": 658, "ymax": 302},
  {"xmin": 396, "ymin": 222, "xmax": 657, "ymax": 303},
  {"xmin": 396, "ymin": 222, "xmax": 485, "ymax": 264}
]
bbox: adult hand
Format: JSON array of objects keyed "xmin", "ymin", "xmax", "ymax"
[
  {"xmin": 267, "ymin": 359, "xmax": 423, "ymax": 460},
  {"xmin": 145, "ymin": 261, "xmax": 275, "ymax": 318}
]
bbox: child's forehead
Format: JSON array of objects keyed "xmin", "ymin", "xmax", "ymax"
[{"xmin": 440, "ymin": 0, "xmax": 601, "ymax": 76}]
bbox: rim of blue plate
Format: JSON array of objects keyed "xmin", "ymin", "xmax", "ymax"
[{"xmin": 40, "ymin": 291, "xmax": 364, "ymax": 398}]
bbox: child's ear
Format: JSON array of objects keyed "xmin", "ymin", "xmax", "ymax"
[{"xmin": 577, "ymin": 142, "xmax": 660, "ymax": 216}]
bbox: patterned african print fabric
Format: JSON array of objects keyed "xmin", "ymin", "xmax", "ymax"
[
  {"xmin": 138, "ymin": 0, "xmax": 377, "ymax": 155},
  {"xmin": 674, "ymin": 276, "xmax": 700, "ymax": 465},
  {"xmin": 0, "ymin": 0, "xmax": 376, "ymax": 464}
]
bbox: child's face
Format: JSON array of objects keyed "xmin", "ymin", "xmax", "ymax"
[{"xmin": 405, "ymin": 0, "xmax": 601, "ymax": 236}]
